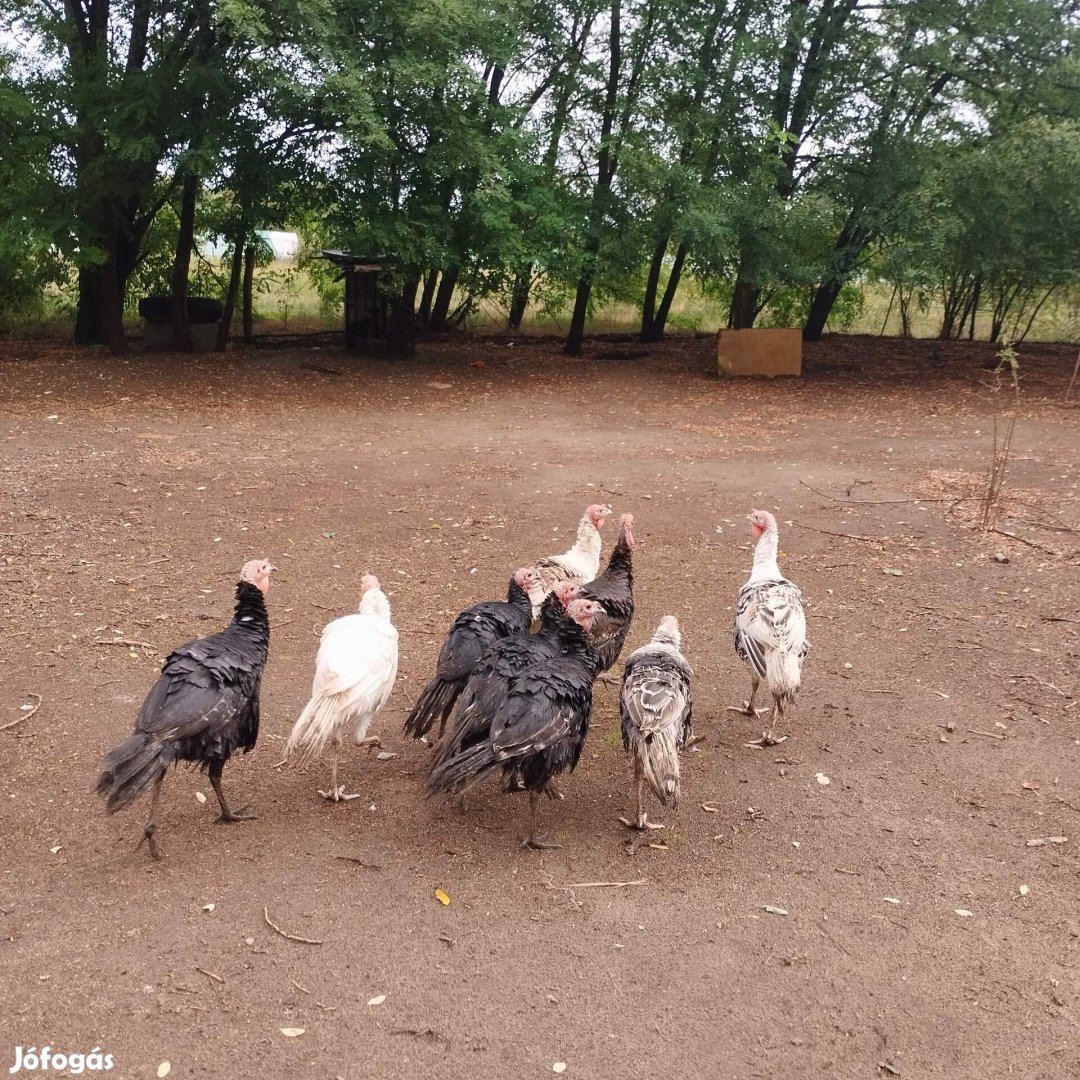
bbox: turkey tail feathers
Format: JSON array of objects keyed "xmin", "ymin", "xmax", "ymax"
[
  {"xmin": 425, "ymin": 739, "xmax": 500, "ymax": 798},
  {"xmin": 403, "ymin": 677, "xmax": 459, "ymax": 739},
  {"xmin": 96, "ymin": 734, "xmax": 175, "ymax": 813},
  {"xmin": 284, "ymin": 693, "xmax": 342, "ymax": 769},
  {"xmin": 630, "ymin": 728, "xmax": 681, "ymax": 808},
  {"xmin": 766, "ymin": 647, "xmax": 802, "ymax": 708}
]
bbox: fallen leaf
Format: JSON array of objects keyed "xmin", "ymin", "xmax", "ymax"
[
  {"xmin": 321, "ymin": 531, "xmax": 335, "ymax": 540},
  {"xmin": 553, "ymin": 1064, "xmax": 567, "ymax": 1074},
  {"xmin": 195, "ymin": 791, "xmax": 207, "ymax": 804},
  {"xmin": 815, "ymin": 773, "xmax": 831, "ymax": 786},
  {"xmin": 157, "ymin": 1063, "xmax": 171, "ymax": 1078},
  {"xmin": 954, "ymin": 909, "xmax": 974, "ymax": 918},
  {"xmin": 883, "ymin": 897, "xmax": 900, "ymax": 905},
  {"xmin": 427, "ymin": 382, "xmax": 452, "ymax": 390},
  {"xmin": 375, "ymin": 751, "xmax": 398, "ymax": 761},
  {"xmin": 49, "ymin": 845, "xmax": 61, "ymax": 854},
  {"xmin": 367, "ymin": 994, "xmax": 386, "ymax": 1007},
  {"xmin": 202, "ymin": 903, "xmax": 215, "ymax": 913},
  {"xmin": 1026, "ymin": 836, "xmax": 1068, "ymax": 847},
  {"xmin": 764, "ymin": 905, "xmax": 789, "ymax": 916},
  {"xmin": 700, "ymin": 803, "xmax": 719, "ymax": 813},
  {"xmin": 280, "ymin": 1028, "xmax": 305, "ymax": 1038},
  {"xmin": 434, "ymin": 888, "xmax": 451, "ymax": 906},
  {"xmin": 1021, "ymin": 781, "xmax": 1040, "ymax": 791},
  {"xmin": 1019, "ymin": 884, "xmax": 1030, "ymax": 896},
  {"xmin": 883, "ymin": 567, "xmax": 904, "ymax": 576}
]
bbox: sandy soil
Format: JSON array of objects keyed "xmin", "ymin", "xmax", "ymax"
[{"xmin": 1, "ymin": 332, "xmax": 1078, "ymax": 1080}]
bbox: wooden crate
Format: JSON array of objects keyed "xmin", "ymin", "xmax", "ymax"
[{"xmin": 717, "ymin": 327, "xmax": 802, "ymax": 377}]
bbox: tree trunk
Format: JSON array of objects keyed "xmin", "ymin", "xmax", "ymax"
[
  {"xmin": 242, "ymin": 244, "xmax": 255, "ymax": 343},
  {"xmin": 652, "ymin": 242, "xmax": 688, "ymax": 340},
  {"xmin": 564, "ymin": 275, "xmax": 592, "ymax": 357},
  {"xmin": 217, "ymin": 226, "xmax": 245, "ymax": 351},
  {"xmin": 565, "ymin": 0, "xmax": 622, "ymax": 357},
  {"xmin": 429, "ymin": 267, "xmax": 459, "ymax": 329},
  {"xmin": 75, "ymin": 266, "xmax": 105, "ymax": 344},
  {"xmin": 507, "ymin": 267, "xmax": 531, "ymax": 331},
  {"xmin": 417, "ymin": 270, "xmax": 438, "ymax": 323},
  {"xmin": 170, "ymin": 172, "xmax": 198, "ymax": 351},
  {"xmin": 728, "ymin": 272, "xmax": 759, "ymax": 329},
  {"xmin": 640, "ymin": 237, "xmax": 668, "ymax": 341},
  {"xmin": 387, "ymin": 277, "xmax": 419, "ymax": 357},
  {"xmin": 803, "ymin": 279, "xmax": 843, "ymax": 341}
]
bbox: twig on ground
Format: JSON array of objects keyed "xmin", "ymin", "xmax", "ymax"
[
  {"xmin": 291, "ymin": 978, "xmax": 311, "ymax": 994},
  {"xmin": 861, "ymin": 689, "xmax": 900, "ymax": 695},
  {"xmin": 332, "ymin": 854, "xmax": 383, "ymax": 869},
  {"xmin": 0, "ymin": 693, "xmax": 42, "ymax": 733},
  {"xmin": 989, "ymin": 527, "xmax": 1061, "ymax": 556},
  {"xmin": 544, "ymin": 878, "xmax": 647, "ymax": 890},
  {"xmin": 968, "ymin": 729, "xmax": 1007, "ymax": 740},
  {"xmin": 195, "ymin": 965, "xmax": 224, "ymax": 984},
  {"xmin": 797, "ymin": 478, "xmax": 952, "ymax": 506},
  {"xmin": 794, "ymin": 523, "xmax": 886, "ymax": 544},
  {"xmin": 94, "ymin": 638, "xmax": 157, "ymax": 651},
  {"xmin": 263, "ymin": 906, "xmax": 323, "ymax": 945},
  {"xmin": 1005, "ymin": 673, "xmax": 1070, "ymax": 698},
  {"xmin": 1054, "ymin": 795, "xmax": 1080, "ymax": 814}
]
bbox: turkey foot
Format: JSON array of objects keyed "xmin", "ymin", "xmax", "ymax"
[
  {"xmin": 354, "ymin": 734, "xmax": 383, "ymax": 750},
  {"xmin": 521, "ymin": 791, "xmax": 561, "ymax": 849},
  {"xmin": 209, "ymin": 766, "xmax": 255, "ymax": 822},
  {"xmin": 595, "ymin": 673, "xmax": 618, "ymax": 689},
  {"xmin": 727, "ymin": 701, "xmax": 770, "ymax": 717},
  {"xmin": 319, "ymin": 785, "xmax": 361, "ymax": 802},
  {"xmin": 746, "ymin": 731, "xmax": 787, "ymax": 749},
  {"xmin": 137, "ymin": 775, "xmax": 165, "ymax": 860},
  {"xmin": 618, "ymin": 813, "xmax": 665, "ymax": 831},
  {"xmin": 684, "ymin": 734, "xmax": 706, "ymax": 750},
  {"xmin": 137, "ymin": 826, "xmax": 164, "ymax": 861},
  {"xmin": 543, "ymin": 780, "xmax": 565, "ymax": 801},
  {"xmin": 521, "ymin": 833, "xmax": 562, "ymax": 850}
]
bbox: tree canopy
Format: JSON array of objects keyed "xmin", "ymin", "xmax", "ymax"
[{"xmin": 1, "ymin": 0, "xmax": 1077, "ymax": 351}]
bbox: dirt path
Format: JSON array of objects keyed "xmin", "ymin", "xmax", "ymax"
[{"xmin": 1, "ymin": 333, "xmax": 1078, "ymax": 1079}]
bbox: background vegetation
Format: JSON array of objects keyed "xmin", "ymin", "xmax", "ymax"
[{"xmin": 2, "ymin": 0, "xmax": 1078, "ymax": 352}]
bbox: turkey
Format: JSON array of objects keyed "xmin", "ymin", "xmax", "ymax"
[
  {"xmin": 575, "ymin": 511, "xmax": 635, "ymax": 673},
  {"xmin": 619, "ymin": 616, "xmax": 693, "ymax": 833},
  {"xmin": 527, "ymin": 503, "xmax": 610, "ymax": 619},
  {"xmin": 403, "ymin": 567, "xmax": 538, "ymax": 742},
  {"xmin": 426, "ymin": 598, "xmax": 604, "ymax": 849},
  {"xmin": 728, "ymin": 510, "xmax": 808, "ymax": 747},
  {"xmin": 284, "ymin": 574, "xmax": 398, "ymax": 801},
  {"xmin": 96, "ymin": 558, "xmax": 275, "ymax": 860}
]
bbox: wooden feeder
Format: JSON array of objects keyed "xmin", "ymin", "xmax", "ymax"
[
  {"xmin": 322, "ymin": 250, "xmax": 392, "ymax": 352},
  {"xmin": 717, "ymin": 327, "xmax": 802, "ymax": 377}
]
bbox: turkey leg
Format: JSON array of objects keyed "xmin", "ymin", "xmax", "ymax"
[
  {"xmin": 137, "ymin": 772, "xmax": 165, "ymax": 861},
  {"xmin": 619, "ymin": 758, "xmax": 665, "ymax": 831},
  {"xmin": 209, "ymin": 760, "xmax": 256, "ymax": 822},
  {"xmin": 521, "ymin": 789, "xmax": 561, "ymax": 850},
  {"xmin": 727, "ymin": 676, "xmax": 770, "ymax": 718},
  {"xmin": 320, "ymin": 734, "xmax": 362, "ymax": 802},
  {"xmin": 747, "ymin": 700, "xmax": 788, "ymax": 748}
]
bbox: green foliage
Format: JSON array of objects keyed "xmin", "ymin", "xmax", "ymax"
[{"xmin": 0, "ymin": 0, "xmax": 1077, "ymax": 346}]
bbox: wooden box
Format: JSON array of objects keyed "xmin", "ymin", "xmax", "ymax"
[{"xmin": 717, "ymin": 327, "xmax": 802, "ymax": 377}]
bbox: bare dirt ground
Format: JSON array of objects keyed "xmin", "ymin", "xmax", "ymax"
[{"xmin": 1, "ymin": 332, "xmax": 1079, "ymax": 1080}]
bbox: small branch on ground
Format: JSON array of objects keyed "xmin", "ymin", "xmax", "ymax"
[
  {"xmin": 0, "ymin": 693, "xmax": 42, "ymax": 733},
  {"xmin": 263, "ymin": 906, "xmax": 323, "ymax": 945}
]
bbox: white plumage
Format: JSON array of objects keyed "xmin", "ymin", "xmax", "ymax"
[
  {"xmin": 285, "ymin": 574, "xmax": 398, "ymax": 801},
  {"xmin": 730, "ymin": 510, "xmax": 808, "ymax": 746},
  {"xmin": 527, "ymin": 503, "xmax": 610, "ymax": 619}
]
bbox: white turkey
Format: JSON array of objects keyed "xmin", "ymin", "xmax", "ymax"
[
  {"xmin": 527, "ymin": 503, "xmax": 610, "ymax": 619},
  {"xmin": 728, "ymin": 510, "xmax": 808, "ymax": 747},
  {"xmin": 618, "ymin": 616, "xmax": 693, "ymax": 833},
  {"xmin": 284, "ymin": 574, "xmax": 398, "ymax": 801}
]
